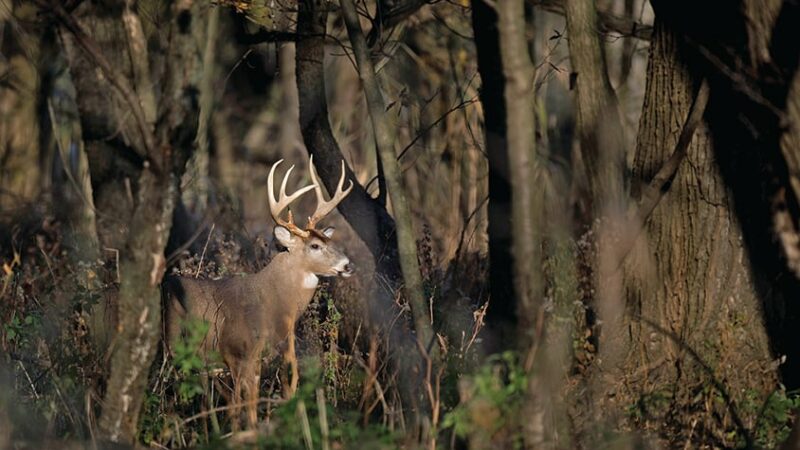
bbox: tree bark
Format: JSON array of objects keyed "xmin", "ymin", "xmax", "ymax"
[
  {"xmin": 497, "ymin": 0, "xmax": 542, "ymax": 356},
  {"xmin": 0, "ymin": 1, "xmax": 42, "ymax": 207},
  {"xmin": 615, "ymin": 21, "xmax": 778, "ymax": 446},
  {"xmin": 97, "ymin": 169, "xmax": 177, "ymax": 441},
  {"xmin": 51, "ymin": 0, "xmax": 202, "ymax": 442},
  {"xmin": 563, "ymin": 1, "xmax": 630, "ymax": 428}
]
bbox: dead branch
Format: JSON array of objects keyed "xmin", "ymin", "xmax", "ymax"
[{"xmin": 610, "ymin": 78, "xmax": 710, "ymax": 272}]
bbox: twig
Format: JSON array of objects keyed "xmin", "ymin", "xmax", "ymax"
[
  {"xmin": 39, "ymin": 247, "xmax": 57, "ymax": 285},
  {"xmin": 364, "ymin": 96, "xmax": 479, "ymax": 192},
  {"xmin": 316, "ymin": 388, "xmax": 330, "ymax": 450},
  {"xmin": 638, "ymin": 315, "xmax": 752, "ymax": 448},
  {"xmin": 166, "ymin": 213, "xmax": 216, "ymax": 265},
  {"xmin": 18, "ymin": 360, "xmax": 39, "ymax": 400},
  {"xmin": 297, "ymin": 400, "xmax": 313, "ymax": 450},
  {"xmin": 354, "ymin": 353, "xmax": 390, "ymax": 418},
  {"xmin": 529, "ymin": 0, "xmax": 652, "ymax": 40},
  {"xmin": 85, "ymin": 390, "xmax": 97, "ymax": 450},
  {"xmin": 196, "ymin": 223, "xmax": 216, "ymax": 278}
]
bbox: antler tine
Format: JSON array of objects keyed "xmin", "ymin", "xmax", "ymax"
[
  {"xmin": 307, "ymin": 156, "xmax": 354, "ymax": 230},
  {"xmin": 268, "ymin": 159, "xmax": 315, "ymax": 235}
]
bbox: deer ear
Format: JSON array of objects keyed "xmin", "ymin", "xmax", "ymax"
[
  {"xmin": 322, "ymin": 227, "xmax": 335, "ymax": 239},
  {"xmin": 274, "ymin": 226, "xmax": 297, "ymax": 248}
]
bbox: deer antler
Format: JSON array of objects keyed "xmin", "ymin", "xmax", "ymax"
[
  {"xmin": 268, "ymin": 159, "xmax": 315, "ymax": 237},
  {"xmin": 307, "ymin": 156, "xmax": 354, "ymax": 230}
]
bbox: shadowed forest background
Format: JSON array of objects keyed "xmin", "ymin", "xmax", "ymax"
[{"xmin": 1, "ymin": 0, "xmax": 800, "ymax": 448}]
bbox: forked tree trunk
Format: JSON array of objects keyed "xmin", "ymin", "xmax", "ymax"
[{"xmin": 295, "ymin": 0, "xmax": 399, "ymax": 279}]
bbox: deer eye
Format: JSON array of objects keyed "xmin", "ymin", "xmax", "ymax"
[{"xmin": 310, "ymin": 243, "xmax": 320, "ymax": 250}]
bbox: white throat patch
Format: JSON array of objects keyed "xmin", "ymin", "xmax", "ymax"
[{"xmin": 302, "ymin": 273, "xmax": 319, "ymax": 289}]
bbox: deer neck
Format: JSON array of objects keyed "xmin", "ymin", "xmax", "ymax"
[{"xmin": 257, "ymin": 252, "xmax": 318, "ymax": 319}]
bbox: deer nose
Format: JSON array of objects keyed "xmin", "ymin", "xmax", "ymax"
[{"xmin": 342, "ymin": 262, "xmax": 355, "ymax": 277}]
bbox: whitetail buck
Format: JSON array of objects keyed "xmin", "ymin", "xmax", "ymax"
[{"xmin": 162, "ymin": 156, "xmax": 354, "ymax": 428}]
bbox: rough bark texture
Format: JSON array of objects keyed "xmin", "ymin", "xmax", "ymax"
[
  {"xmin": 649, "ymin": 0, "xmax": 800, "ymax": 393},
  {"xmin": 98, "ymin": 170, "xmax": 176, "ymax": 441},
  {"xmin": 61, "ymin": 3, "xmax": 144, "ymax": 252},
  {"xmin": 295, "ymin": 0, "xmax": 428, "ymax": 428},
  {"xmin": 563, "ymin": 0, "xmax": 629, "ymax": 427},
  {"xmin": 617, "ymin": 22, "xmax": 778, "ymax": 446},
  {"xmin": 470, "ymin": 0, "xmax": 516, "ymax": 343}
]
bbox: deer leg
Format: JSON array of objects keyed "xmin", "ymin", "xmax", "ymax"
[
  {"xmin": 226, "ymin": 358, "xmax": 244, "ymax": 432},
  {"xmin": 283, "ymin": 330, "xmax": 299, "ymax": 397},
  {"xmin": 163, "ymin": 295, "xmax": 185, "ymax": 357},
  {"xmin": 241, "ymin": 358, "xmax": 260, "ymax": 429}
]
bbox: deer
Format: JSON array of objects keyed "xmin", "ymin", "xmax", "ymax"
[{"xmin": 162, "ymin": 156, "xmax": 354, "ymax": 428}]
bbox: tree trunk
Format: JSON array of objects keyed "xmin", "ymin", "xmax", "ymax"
[
  {"xmin": 650, "ymin": 0, "xmax": 800, "ymax": 396},
  {"xmin": 43, "ymin": 30, "xmax": 100, "ymax": 263},
  {"xmin": 53, "ymin": 0, "xmax": 202, "ymax": 442},
  {"xmin": 497, "ymin": 0, "xmax": 541, "ymax": 358},
  {"xmin": 496, "ymin": 1, "xmax": 554, "ymax": 447},
  {"xmin": 0, "ymin": 1, "xmax": 42, "ymax": 207},
  {"xmin": 470, "ymin": 0, "xmax": 516, "ymax": 344},
  {"xmin": 339, "ymin": 0, "xmax": 432, "ymax": 353},
  {"xmin": 295, "ymin": 0, "xmax": 399, "ymax": 279},
  {"xmin": 563, "ymin": 0, "xmax": 630, "ymax": 428},
  {"xmin": 564, "ymin": 0, "xmax": 625, "ymax": 212},
  {"xmin": 97, "ymin": 169, "xmax": 176, "ymax": 441},
  {"xmin": 616, "ymin": 21, "xmax": 778, "ymax": 446}
]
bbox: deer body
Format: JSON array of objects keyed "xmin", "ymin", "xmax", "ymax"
[
  {"xmin": 163, "ymin": 158, "xmax": 353, "ymax": 428},
  {"xmin": 165, "ymin": 251, "xmax": 333, "ymax": 361}
]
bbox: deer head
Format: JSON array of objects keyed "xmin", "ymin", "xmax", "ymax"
[{"xmin": 267, "ymin": 156, "xmax": 355, "ymax": 279}]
